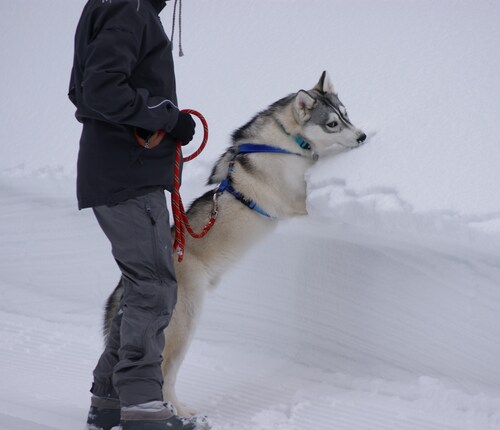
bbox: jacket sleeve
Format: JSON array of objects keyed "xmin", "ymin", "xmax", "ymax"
[{"xmin": 81, "ymin": 2, "xmax": 179, "ymax": 132}]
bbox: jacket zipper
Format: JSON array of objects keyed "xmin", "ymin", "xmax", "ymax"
[{"xmin": 146, "ymin": 203, "xmax": 156, "ymax": 225}]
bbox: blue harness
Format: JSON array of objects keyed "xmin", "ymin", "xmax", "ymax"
[{"xmin": 217, "ymin": 142, "xmax": 309, "ymax": 218}]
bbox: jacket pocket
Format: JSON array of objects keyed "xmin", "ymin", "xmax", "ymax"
[{"xmin": 144, "ymin": 197, "xmax": 167, "ymax": 280}]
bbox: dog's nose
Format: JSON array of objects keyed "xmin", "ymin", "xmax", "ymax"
[{"xmin": 357, "ymin": 133, "xmax": 367, "ymax": 144}]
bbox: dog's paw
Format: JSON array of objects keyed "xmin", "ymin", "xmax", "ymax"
[
  {"xmin": 182, "ymin": 414, "xmax": 212, "ymax": 430},
  {"xmin": 164, "ymin": 401, "xmax": 178, "ymax": 416},
  {"xmin": 176, "ymin": 403, "xmax": 199, "ymax": 418}
]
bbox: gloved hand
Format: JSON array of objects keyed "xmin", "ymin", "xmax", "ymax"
[{"xmin": 170, "ymin": 112, "xmax": 196, "ymax": 145}]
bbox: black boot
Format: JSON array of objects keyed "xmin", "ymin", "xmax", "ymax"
[
  {"xmin": 121, "ymin": 415, "xmax": 197, "ymax": 430},
  {"xmin": 86, "ymin": 396, "xmax": 121, "ymax": 430}
]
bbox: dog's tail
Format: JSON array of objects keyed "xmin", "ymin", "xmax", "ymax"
[{"xmin": 103, "ymin": 277, "xmax": 124, "ymax": 343}]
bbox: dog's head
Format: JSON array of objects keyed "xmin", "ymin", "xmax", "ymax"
[{"xmin": 292, "ymin": 71, "xmax": 366, "ymax": 154}]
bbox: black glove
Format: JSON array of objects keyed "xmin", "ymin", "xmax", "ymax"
[{"xmin": 170, "ymin": 112, "xmax": 196, "ymax": 145}]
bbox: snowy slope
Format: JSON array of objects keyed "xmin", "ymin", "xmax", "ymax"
[
  {"xmin": 1, "ymin": 174, "xmax": 500, "ymax": 430},
  {"xmin": 1, "ymin": 1, "xmax": 500, "ymax": 429}
]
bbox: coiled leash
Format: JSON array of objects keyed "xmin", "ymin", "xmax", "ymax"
[
  {"xmin": 135, "ymin": 110, "xmax": 212, "ymax": 263},
  {"xmin": 171, "ymin": 110, "xmax": 212, "ymax": 262}
]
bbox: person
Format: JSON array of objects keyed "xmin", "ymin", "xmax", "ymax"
[{"xmin": 68, "ymin": 0, "xmax": 197, "ymax": 429}]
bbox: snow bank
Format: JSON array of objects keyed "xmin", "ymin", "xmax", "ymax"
[{"xmin": 197, "ymin": 213, "xmax": 500, "ymax": 394}]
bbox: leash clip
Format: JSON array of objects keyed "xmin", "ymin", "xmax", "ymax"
[{"xmin": 211, "ymin": 191, "xmax": 219, "ymax": 219}]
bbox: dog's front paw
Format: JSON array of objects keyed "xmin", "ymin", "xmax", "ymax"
[
  {"xmin": 165, "ymin": 399, "xmax": 199, "ymax": 419},
  {"xmin": 176, "ymin": 403, "xmax": 199, "ymax": 418}
]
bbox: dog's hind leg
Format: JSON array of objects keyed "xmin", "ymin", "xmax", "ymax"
[
  {"xmin": 161, "ymin": 258, "xmax": 207, "ymax": 417},
  {"xmin": 103, "ymin": 278, "xmax": 124, "ymax": 342}
]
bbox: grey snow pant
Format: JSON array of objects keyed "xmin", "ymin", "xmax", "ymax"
[{"xmin": 90, "ymin": 188, "xmax": 177, "ymax": 407}]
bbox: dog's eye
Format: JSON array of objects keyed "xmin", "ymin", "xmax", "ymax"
[{"xmin": 326, "ymin": 121, "xmax": 338, "ymax": 129}]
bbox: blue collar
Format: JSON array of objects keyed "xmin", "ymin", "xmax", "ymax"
[
  {"xmin": 294, "ymin": 135, "xmax": 312, "ymax": 150},
  {"xmin": 275, "ymin": 120, "xmax": 313, "ymax": 151}
]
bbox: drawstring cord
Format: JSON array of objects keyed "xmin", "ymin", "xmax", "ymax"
[{"xmin": 170, "ymin": 0, "xmax": 184, "ymax": 57}]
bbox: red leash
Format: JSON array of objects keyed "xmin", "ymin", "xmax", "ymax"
[{"xmin": 171, "ymin": 109, "xmax": 213, "ymax": 262}]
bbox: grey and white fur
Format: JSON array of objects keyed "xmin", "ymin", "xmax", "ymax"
[{"xmin": 103, "ymin": 71, "xmax": 366, "ymax": 416}]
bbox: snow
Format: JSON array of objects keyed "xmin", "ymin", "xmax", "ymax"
[{"xmin": 1, "ymin": 1, "xmax": 500, "ymax": 429}]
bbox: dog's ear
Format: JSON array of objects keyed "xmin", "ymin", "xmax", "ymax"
[
  {"xmin": 293, "ymin": 90, "xmax": 316, "ymax": 124},
  {"xmin": 314, "ymin": 70, "xmax": 335, "ymax": 95}
]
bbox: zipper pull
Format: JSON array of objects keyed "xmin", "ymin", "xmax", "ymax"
[{"xmin": 146, "ymin": 204, "xmax": 156, "ymax": 225}]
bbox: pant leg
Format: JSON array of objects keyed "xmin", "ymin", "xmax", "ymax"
[
  {"xmin": 91, "ymin": 189, "xmax": 177, "ymax": 406},
  {"xmin": 91, "ymin": 290, "xmax": 123, "ymax": 399}
]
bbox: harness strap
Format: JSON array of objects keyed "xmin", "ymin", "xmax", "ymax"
[
  {"xmin": 238, "ymin": 143, "xmax": 302, "ymax": 156},
  {"xmin": 217, "ymin": 141, "xmax": 312, "ymax": 219},
  {"xmin": 218, "ymin": 178, "xmax": 271, "ymax": 218}
]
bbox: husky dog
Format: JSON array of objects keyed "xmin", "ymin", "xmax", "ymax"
[{"xmin": 103, "ymin": 71, "xmax": 366, "ymax": 416}]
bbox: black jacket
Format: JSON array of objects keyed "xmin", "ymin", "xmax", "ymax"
[{"xmin": 69, "ymin": 0, "xmax": 181, "ymax": 209}]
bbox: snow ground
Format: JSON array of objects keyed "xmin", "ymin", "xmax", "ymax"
[
  {"xmin": 1, "ymin": 175, "xmax": 499, "ymax": 430},
  {"xmin": 1, "ymin": 1, "xmax": 500, "ymax": 429}
]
